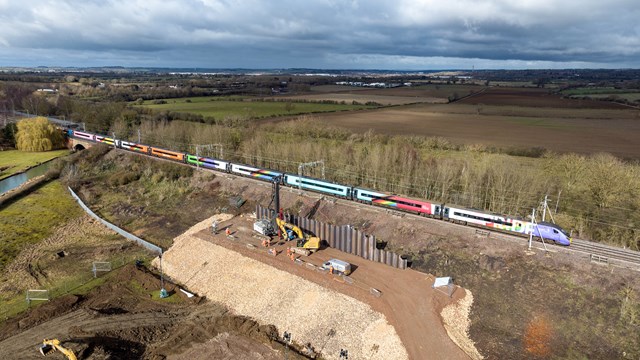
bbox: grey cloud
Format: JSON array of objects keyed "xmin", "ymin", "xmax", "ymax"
[{"xmin": 0, "ymin": 0, "xmax": 638, "ymax": 69}]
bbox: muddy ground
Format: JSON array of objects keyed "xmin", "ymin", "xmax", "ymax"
[{"xmin": 0, "ymin": 264, "xmax": 307, "ymax": 360}]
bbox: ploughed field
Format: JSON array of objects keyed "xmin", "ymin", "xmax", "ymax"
[{"xmin": 310, "ymin": 87, "xmax": 640, "ymax": 158}]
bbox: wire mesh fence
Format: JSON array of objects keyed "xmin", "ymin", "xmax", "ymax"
[{"xmin": 0, "ymin": 254, "xmax": 147, "ymax": 323}]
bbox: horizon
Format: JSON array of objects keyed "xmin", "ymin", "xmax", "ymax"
[{"xmin": 1, "ymin": 65, "xmax": 638, "ymax": 73}]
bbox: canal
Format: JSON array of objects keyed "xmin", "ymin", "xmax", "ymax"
[{"xmin": 0, "ymin": 161, "xmax": 53, "ymax": 194}]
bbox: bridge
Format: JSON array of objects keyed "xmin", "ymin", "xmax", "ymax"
[{"xmin": 66, "ymin": 136, "xmax": 95, "ymax": 152}]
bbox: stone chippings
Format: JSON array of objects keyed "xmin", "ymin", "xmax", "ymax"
[
  {"xmin": 155, "ymin": 215, "xmax": 408, "ymax": 360},
  {"xmin": 441, "ymin": 290, "xmax": 483, "ymax": 360}
]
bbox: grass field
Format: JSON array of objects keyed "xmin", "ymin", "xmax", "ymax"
[
  {"xmin": 0, "ymin": 181, "xmax": 83, "ymax": 271},
  {"xmin": 561, "ymin": 87, "xmax": 640, "ymax": 103},
  {"xmin": 0, "ymin": 149, "xmax": 70, "ymax": 180},
  {"xmin": 311, "ymin": 83, "xmax": 483, "ymax": 98},
  {"xmin": 0, "ymin": 180, "xmax": 152, "ymax": 321},
  {"xmin": 136, "ymin": 96, "xmax": 374, "ymax": 119},
  {"xmin": 271, "ymin": 92, "xmax": 447, "ymax": 105}
]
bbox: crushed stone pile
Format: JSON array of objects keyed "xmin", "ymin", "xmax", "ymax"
[
  {"xmin": 154, "ymin": 215, "xmax": 408, "ymax": 360},
  {"xmin": 442, "ymin": 290, "xmax": 483, "ymax": 360}
]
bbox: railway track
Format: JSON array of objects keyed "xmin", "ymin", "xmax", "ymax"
[{"xmin": 569, "ymin": 238, "xmax": 640, "ymax": 266}]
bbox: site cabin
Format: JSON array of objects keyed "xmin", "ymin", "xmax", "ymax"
[
  {"xmin": 253, "ymin": 219, "xmax": 275, "ymax": 236},
  {"xmin": 321, "ymin": 259, "xmax": 351, "ymax": 275}
]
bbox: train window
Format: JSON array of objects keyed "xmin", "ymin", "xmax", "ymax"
[
  {"xmin": 553, "ymin": 229, "xmax": 559, "ymax": 234},
  {"xmin": 300, "ymin": 179, "xmax": 344, "ymax": 193}
]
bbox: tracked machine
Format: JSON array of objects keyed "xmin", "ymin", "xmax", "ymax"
[{"xmin": 39, "ymin": 339, "xmax": 77, "ymax": 360}]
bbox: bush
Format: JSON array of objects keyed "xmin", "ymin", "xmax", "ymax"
[{"xmin": 107, "ymin": 170, "xmax": 140, "ymax": 186}]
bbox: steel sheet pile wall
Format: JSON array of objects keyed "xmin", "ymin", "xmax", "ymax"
[{"xmin": 256, "ymin": 205, "xmax": 407, "ymax": 269}]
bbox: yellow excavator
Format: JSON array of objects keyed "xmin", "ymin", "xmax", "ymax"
[
  {"xmin": 275, "ymin": 218, "xmax": 321, "ymax": 255},
  {"xmin": 39, "ymin": 339, "xmax": 77, "ymax": 360}
]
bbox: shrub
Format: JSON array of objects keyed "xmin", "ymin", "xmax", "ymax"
[{"xmin": 108, "ymin": 170, "xmax": 140, "ymax": 186}]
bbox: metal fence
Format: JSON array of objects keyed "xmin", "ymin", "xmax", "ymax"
[
  {"xmin": 68, "ymin": 186, "xmax": 163, "ymax": 254},
  {"xmin": 256, "ymin": 205, "xmax": 407, "ymax": 269}
]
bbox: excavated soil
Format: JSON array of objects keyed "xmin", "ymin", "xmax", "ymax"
[{"xmin": 0, "ymin": 264, "xmax": 306, "ymax": 359}]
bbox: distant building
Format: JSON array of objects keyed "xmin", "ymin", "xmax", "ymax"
[{"xmin": 36, "ymin": 88, "xmax": 57, "ymax": 93}]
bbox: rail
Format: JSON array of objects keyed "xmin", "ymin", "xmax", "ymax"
[{"xmin": 570, "ymin": 239, "xmax": 640, "ymax": 268}]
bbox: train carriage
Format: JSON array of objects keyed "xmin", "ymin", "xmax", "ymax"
[
  {"xmin": 71, "ymin": 130, "xmax": 95, "ymax": 141},
  {"xmin": 284, "ymin": 174, "xmax": 351, "ymax": 198},
  {"xmin": 443, "ymin": 206, "xmax": 528, "ymax": 233},
  {"xmin": 186, "ymin": 154, "xmax": 228, "ymax": 171},
  {"xmin": 95, "ymin": 135, "xmax": 116, "ymax": 146},
  {"xmin": 353, "ymin": 188, "xmax": 440, "ymax": 216},
  {"xmin": 150, "ymin": 146, "xmax": 185, "ymax": 162},
  {"xmin": 230, "ymin": 164, "xmax": 282, "ymax": 181},
  {"xmin": 120, "ymin": 140, "xmax": 150, "ymax": 153}
]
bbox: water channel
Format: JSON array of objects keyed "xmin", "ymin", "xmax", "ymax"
[{"xmin": 0, "ymin": 161, "xmax": 53, "ymax": 194}]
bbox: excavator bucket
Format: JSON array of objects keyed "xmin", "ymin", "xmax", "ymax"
[{"xmin": 39, "ymin": 344, "xmax": 54, "ymax": 356}]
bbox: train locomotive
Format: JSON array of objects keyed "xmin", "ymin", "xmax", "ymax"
[{"xmin": 67, "ymin": 129, "xmax": 572, "ymax": 246}]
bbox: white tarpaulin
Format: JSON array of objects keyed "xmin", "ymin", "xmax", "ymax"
[
  {"xmin": 432, "ymin": 277, "xmax": 455, "ymax": 297},
  {"xmin": 433, "ymin": 276, "xmax": 452, "ymax": 288}
]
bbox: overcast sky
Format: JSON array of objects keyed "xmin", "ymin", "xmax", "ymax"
[{"xmin": 1, "ymin": 0, "xmax": 639, "ymax": 70}]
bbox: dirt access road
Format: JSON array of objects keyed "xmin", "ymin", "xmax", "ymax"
[{"xmin": 197, "ymin": 215, "xmax": 471, "ymax": 360}]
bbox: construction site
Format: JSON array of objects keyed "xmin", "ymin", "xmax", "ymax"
[
  {"xmin": 3, "ymin": 147, "xmax": 637, "ymax": 359},
  {"xmin": 0, "ymin": 167, "xmax": 481, "ymax": 360}
]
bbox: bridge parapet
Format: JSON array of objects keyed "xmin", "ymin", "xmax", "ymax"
[{"xmin": 66, "ymin": 137, "xmax": 95, "ymax": 151}]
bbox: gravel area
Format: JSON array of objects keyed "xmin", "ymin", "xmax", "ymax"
[
  {"xmin": 442, "ymin": 291, "xmax": 483, "ymax": 360},
  {"xmin": 155, "ymin": 215, "xmax": 408, "ymax": 360}
]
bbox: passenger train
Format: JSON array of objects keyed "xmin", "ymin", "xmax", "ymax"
[{"xmin": 68, "ymin": 130, "xmax": 572, "ymax": 246}]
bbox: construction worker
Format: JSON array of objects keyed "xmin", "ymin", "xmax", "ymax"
[
  {"xmin": 329, "ymin": 265, "xmax": 334, "ymax": 274},
  {"xmin": 211, "ymin": 220, "xmax": 218, "ymax": 235},
  {"xmin": 225, "ymin": 227, "xmax": 231, "ymax": 236},
  {"xmin": 290, "ymin": 252, "xmax": 295, "ymax": 261}
]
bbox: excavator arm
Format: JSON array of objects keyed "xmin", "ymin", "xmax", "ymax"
[
  {"xmin": 275, "ymin": 218, "xmax": 304, "ymax": 240},
  {"xmin": 275, "ymin": 218, "xmax": 321, "ymax": 252},
  {"xmin": 40, "ymin": 339, "xmax": 77, "ymax": 360}
]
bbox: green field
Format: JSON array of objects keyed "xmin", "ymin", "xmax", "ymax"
[
  {"xmin": 0, "ymin": 181, "xmax": 83, "ymax": 271},
  {"xmin": 572, "ymin": 93, "xmax": 640, "ymax": 102},
  {"xmin": 0, "ymin": 149, "xmax": 69, "ymax": 180},
  {"xmin": 0, "ymin": 180, "xmax": 152, "ymax": 321},
  {"xmin": 562, "ymin": 87, "xmax": 640, "ymax": 102},
  {"xmin": 136, "ymin": 96, "xmax": 374, "ymax": 119}
]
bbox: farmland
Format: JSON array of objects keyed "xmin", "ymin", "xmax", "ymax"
[
  {"xmin": 562, "ymin": 87, "xmax": 640, "ymax": 104},
  {"xmin": 136, "ymin": 95, "xmax": 375, "ymax": 120},
  {"xmin": 306, "ymin": 87, "xmax": 640, "ymax": 158},
  {"xmin": 280, "ymin": 84, "xmax": 484, "ymax": 105}
]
